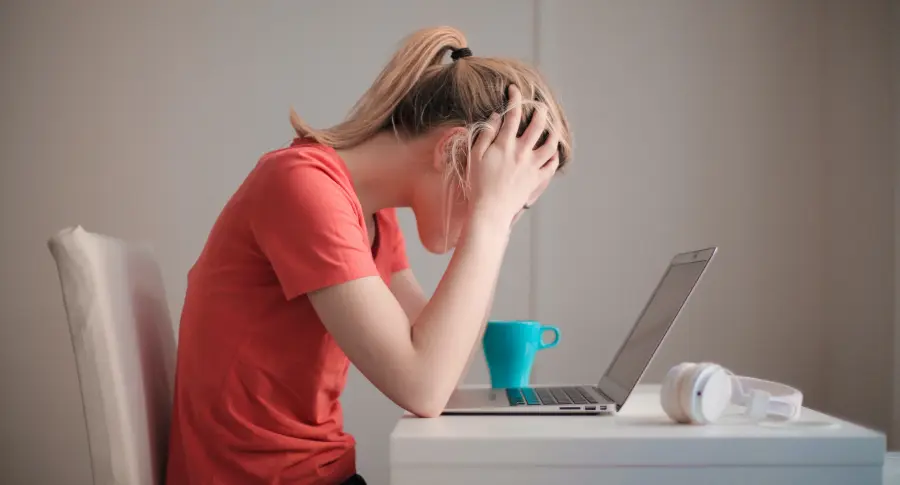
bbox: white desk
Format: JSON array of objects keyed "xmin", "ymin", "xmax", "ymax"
[{"xmin": 390, "ymin": 385, "xmax": 889, "ymax": 485}]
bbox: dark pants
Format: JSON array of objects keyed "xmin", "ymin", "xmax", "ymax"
[{"xmin": 341, "ymin": 474, "xmax": 366, "ymax": 485}]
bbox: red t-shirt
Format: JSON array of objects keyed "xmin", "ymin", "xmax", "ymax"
[{"xmin": 166, "ymin": 139, "xmax": 409, "ymax": 484}]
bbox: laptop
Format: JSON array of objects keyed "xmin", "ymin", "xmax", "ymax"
[{"xmin": 442, "ymin": 247, "xmax": 717, "ymax": 415}]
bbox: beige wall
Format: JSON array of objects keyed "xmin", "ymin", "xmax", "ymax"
[
  {"xmin": 534, "ymin": 1, "xmax": 830, "ymax": 408},
  {"xmin": 0, "ymin": 1, "xmax": 896, "ymax": 484},
  {"xmin": 893, "ymin": 0, "xmax": 900, "ymax": 451},
  {"xmin": 821, "ymin": 0, "xmax": 896, "ymax": 443},
  {"xmin": 533, "ymin": 0, "xmax": 897, "ymax": 446},
  {"xmin": 540, "ymin": 0, "xmax": 825, "ymax": 398}
]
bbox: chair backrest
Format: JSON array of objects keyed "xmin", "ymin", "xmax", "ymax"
[{"xmin": 48, "ymin": 226, "xmax": 176, "ymax": 485}]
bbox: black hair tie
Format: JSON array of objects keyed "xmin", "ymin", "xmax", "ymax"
[{"xmin": 450, "ymin": 47, "xmax": 473, "ymax": 61}]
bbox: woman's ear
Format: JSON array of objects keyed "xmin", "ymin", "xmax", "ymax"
[{"xmin": 431, "ymin": 126, "xmax": 468, "ymax": 173}]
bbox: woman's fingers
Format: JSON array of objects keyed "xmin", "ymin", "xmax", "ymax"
[
  {"xmin": 534, "ymin": 127, "xmax": 561, "ymax": 165},
  {"xmin": 497, "ymin": 84, "xmax": 522, "ymax": 144},
  {"xmin": 539, "ymin": 153, "xmax": 561, "ymax": 179},
  {"xmin": 525, "ymin": 177, "xmax": 552, "ymax": 208},
  {"xmin": 471, "ymin": 113, "xmax": 501, "ymax": 160},
  {"xmin": 520, "ymin": 105, "xmax": 549, "ymax": 151}
]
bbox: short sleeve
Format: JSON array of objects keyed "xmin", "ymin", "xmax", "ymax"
[
  {"xmin": 383, "ymin": 209, "xmax": 411, "ymax": 273},
  {"xmin": 250, "ymin": 154, "xmax": 378, "ymax": 299}
]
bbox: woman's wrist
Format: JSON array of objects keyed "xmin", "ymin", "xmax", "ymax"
[{"xmin": 465, "ymin": 205, "xmax": 512, "ymax": 245}]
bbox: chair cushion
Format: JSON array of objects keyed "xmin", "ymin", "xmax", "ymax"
[{"xmin": 48, "ymin": 226, "xmax": 176, "ymax": 485}]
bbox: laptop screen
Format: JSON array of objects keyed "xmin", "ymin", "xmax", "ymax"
[{"xmin": 599, "ymin": 256, "xmax": 711, "ymax": 405}]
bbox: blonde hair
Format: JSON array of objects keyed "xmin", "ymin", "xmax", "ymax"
[{"xmin": 290, "ymin": 26, "xmax": 572, "ymax": 196}]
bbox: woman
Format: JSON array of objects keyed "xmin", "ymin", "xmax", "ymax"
[{"xmin": 166, "ymin": 26, "xmax": 572, "ymax": 485}]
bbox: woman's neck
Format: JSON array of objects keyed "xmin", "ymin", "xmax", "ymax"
[{"xmin": 336, "ymin": 132, "xmax": 425, "ymax": 219}]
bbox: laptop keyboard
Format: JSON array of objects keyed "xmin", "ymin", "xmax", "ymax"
[{"xmin": 506, "ymin": 386, "xmax": 599, "ymax": 406}]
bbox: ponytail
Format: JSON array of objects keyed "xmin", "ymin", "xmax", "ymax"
[{"xmin": 290, "ymin": 27, "xmax": 467, "ymax": 148}]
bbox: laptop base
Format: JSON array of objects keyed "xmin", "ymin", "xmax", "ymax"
[{"xmin": 443, "ymin": 386, "xmax": 615, "ymax": 415}]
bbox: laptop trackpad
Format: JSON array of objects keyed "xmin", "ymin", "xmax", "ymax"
[{"xmin": 446, "ymin": 388, "xmax": 506, "ymax": 409}]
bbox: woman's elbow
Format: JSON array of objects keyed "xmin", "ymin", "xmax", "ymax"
[
  {"xmin": 396, "ymin": 386, "xmax": 449, "ymax": 418},
  {"xmin": 405, "ymin": 401, "xmax": 444, "ymax": 418}
]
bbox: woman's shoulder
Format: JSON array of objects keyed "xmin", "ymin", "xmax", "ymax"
[
  {"xmin": 259, "ymin": 138, "xmax": 348, "ymax": 176},
  {"xmin": 251, "ymin": 139, "xmax": 355, "ymax": 197},
  {"xmin": 231, "ymin": 139, "xmax": 364, "ymax": 233}
]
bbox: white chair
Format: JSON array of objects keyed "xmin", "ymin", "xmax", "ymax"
[{"xmin": 48, "ymin": 226, "xmax": 177, "ymax": 485}]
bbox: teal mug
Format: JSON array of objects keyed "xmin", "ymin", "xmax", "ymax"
[{"xmin": 482, "ymin": 320, "xmax": 560, "ymax": 389}]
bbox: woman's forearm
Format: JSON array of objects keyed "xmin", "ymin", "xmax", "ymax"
[{"xmin": 409, "ymin": 211, "xmax": 510, "ymax": 411}]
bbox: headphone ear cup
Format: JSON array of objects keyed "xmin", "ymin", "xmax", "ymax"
[
  {"xmin": 661, "ymin": 363, "xmax": 694, "ymax": 423},
  {"xmin": 693, "ymin": 366, "xmax": 732, "ymax": 424},
  {"xmin": 680, "ymin": 363, "xmax": 716, "ymax": 424}
]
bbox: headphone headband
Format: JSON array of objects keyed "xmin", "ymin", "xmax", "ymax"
[{"xmin": 732, "ymin": 376, "xmax": 803, "ymax": 421}]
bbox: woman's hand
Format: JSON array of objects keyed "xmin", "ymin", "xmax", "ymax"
[{"xmin": 468, "ymin": 84, "xmax": 561, "ymax": 226}]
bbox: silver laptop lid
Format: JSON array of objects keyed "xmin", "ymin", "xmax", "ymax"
[{"xmin": 596, "ymin": 247, "xmax": 716, "ymax": 409}]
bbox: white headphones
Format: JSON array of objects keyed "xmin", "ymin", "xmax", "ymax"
[{"xmin": 660, "ymin": 362, "xmax": 803, "ymax": 425}]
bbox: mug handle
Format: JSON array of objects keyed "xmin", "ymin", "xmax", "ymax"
[{"xmin": 538, "ymin": 325, "xmax": 560, "ymax": 350}]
